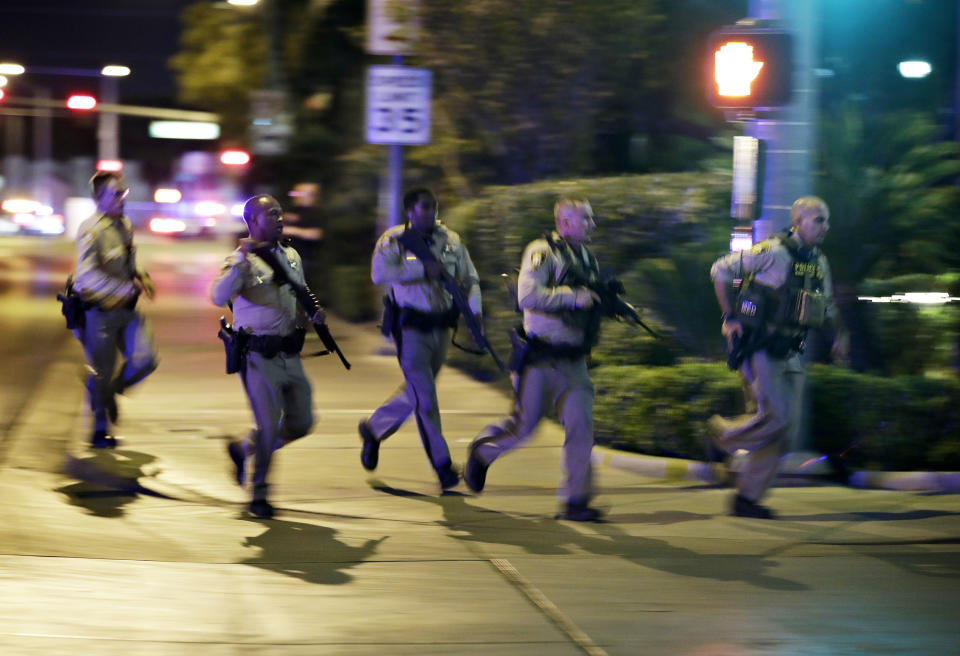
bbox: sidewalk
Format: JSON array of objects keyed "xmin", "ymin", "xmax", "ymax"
[{"xmin": 1, "ymin": 315, "xmax": 958, "ymax": 655}]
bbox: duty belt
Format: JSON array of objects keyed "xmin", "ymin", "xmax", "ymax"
[
  {"xmin": 398, "ymin": 305, "xmax": 459, "ymax": 332},
  {"xmin": 525, "ymin": 333, "xmax": 589, "ymax": 363},
  {"xmin": 244, "ymin": 328, "xmax": 306, "ymax": 358}
]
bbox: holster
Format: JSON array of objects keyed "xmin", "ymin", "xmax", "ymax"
[
  {"xmin": 380, "ymin": 294, "xmax": 399, "ymax": 338},
  {"xmin": 218, "ymin": 318, "xmax": 246, "ymax": 374},
  {"xmin": 508, "ymin": 327, "xmax": 531, "ymax": 372},
  {"xmin": 56, "ymin": 276, "xmax": 86, "ymax": 330}
]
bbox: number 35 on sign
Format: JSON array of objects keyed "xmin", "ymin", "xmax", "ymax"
[{"xmin": 365, "ymin": 65, "xmax": 432, "ymax": 145}]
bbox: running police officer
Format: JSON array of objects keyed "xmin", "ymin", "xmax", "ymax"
[
  {"xmin": 464, "ymin": 198, "xmax": 604, "ymax": 521},
  {"xmin": 211, "ymin": 194, "xmax": 319, "ymax": 519},
  {"xmin": 72, "ymin": 171, "xmax": 158, "ymax": 448},
  {"xmin": 709, "ymin": 196, "xmax": 848, "ymax": 519},
  {"xmin": 358, "ymin": 187, "xmax": 481, "ymax": 490}
]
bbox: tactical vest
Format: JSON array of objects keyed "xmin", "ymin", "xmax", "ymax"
[
  {"xmin": 546, "ymin": 233, "xmax": 603, "ymax": 348},
  {"xmin": 735, "ymin": 233, "xmax": 827, "ymax": 332}
]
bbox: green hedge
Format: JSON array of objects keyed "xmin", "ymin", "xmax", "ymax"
[{"xmin": 592, "ymin": 362, "xmax": 960, "ymax": 471}]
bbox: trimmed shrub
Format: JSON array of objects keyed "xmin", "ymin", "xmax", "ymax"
[{"xmin": 592, "ymin": 362, "xmax": 960, "ymax": 471}]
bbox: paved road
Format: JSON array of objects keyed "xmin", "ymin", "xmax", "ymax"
[{"xmin": 0, "ymin": 236, "xmax": 958, "ymax": 655}]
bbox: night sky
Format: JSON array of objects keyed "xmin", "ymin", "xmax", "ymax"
[{"xmin": 0, "ymin": 0, "xmax": 198, "ymax": 104}]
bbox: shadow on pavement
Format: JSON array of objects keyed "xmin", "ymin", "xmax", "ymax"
[
  {"xmin": 58, "ymin": 449, "xmax": 169, "ymax": 518},
  {"xmin": 240, "ymin": 517, "xmax": 388, "ymax": 585},
  {"xmin": 779, "ymin": 509, "xmax": 960, "ymax": 522},
  {"xmin": 374, "ymin": 488, "xmax": 808, "ymax": 591}
]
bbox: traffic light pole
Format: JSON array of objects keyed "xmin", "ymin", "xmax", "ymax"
[{"xmin": 745, "ymin": 0, "xmax": 818, "ymax": 241}]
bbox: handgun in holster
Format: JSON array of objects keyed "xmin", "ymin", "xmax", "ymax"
[
  {"xmin": 56, "ymin": 275, "xmax": 86, "ymax": 330},
  {"xmin": 218, "ymin": 317, "xmax": 246, "ymax": 374}
]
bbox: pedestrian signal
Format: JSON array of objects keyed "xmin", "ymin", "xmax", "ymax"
[{"xmin": 706, "ymin": 24, "xmax": 792, "ymax": 109}]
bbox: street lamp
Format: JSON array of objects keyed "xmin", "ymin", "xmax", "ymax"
[
  {"xmin": 98, "ymin": 65, "xmax": 131, "ymax": 161},
  {"xmin": 898, "ymin": 59, "xmax": 932, "ymax": 79}
]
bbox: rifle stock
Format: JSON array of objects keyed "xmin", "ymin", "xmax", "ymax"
[
  {"xmin": 251, "ymin": 245, "xmax": 351, "ymax": 370},
  {"xmin": 397, "ymin": 230, "xmax": 506, "ymax": 372}
]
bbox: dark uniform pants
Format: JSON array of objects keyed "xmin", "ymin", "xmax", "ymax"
[
  {"xmin": 472, "ymin": 356, "xmax": 595, "ymax": 504},
  {"xmin": 76, "ymin": 306, "xmax": 157, "ymax": 432},
  {"xmin": 366, "ymin": 326, "xmax": 453, "ymax": 471},
  {"xmin": 240, "ymin": 350, "xmax": 314, "ymax": 501}
]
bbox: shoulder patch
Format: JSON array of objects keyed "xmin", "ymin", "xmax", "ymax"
[
  {"xmin": 749, "ymin": 241, "xmax": 773, "ymax": 254},
  {"xmin": 530, "ymin": 251, "xmax": 546, "ymax": 269}
]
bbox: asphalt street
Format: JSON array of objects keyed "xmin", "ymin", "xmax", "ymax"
[{"xmin": 0, "ymin": 236, "xmax": 958, "ymax": 655}]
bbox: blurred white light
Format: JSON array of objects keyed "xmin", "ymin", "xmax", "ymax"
[
  {"xmin": 0, "ymin": 63, "xmax": 25, "ymax": 75},
  {"xmin": 2, "ymin": 198, "xmax": 40, "ymax": 213},
  {"xmin": 220, "ymin": 150, "xmax": 251, "ymax": 166},
  {"xmin": 729, "ymin": 229, "xmax": 753, "ymax": 252},
  {"xmin": 34, "ymin": 215, "xmax": 65, "ymax": 235},
  {"xmin": 227, "ymin": 0, "xmax": 259, "ymax": 5},
  {"xmin": 101, "ymin": 65, "xmax": 131, "ymax": 77},
  {"xmin": 230, "ymin": 203, "xmax": 245, "ymax": 217},
  {"xmin": 154, "ymin": 188, "xmax": 182, "ymax": 203},
  {"xmin": 195, "ymin": 201, "xmax": 226, "ymax": 216},
  {"xmin": 96, "ymin": 159, "xmax": 124, "ymax": 172},
  {"xmin": 203, "ymin": 217, "xmax": 218, "ymax": 227},
  {"xmin": 0, "ymin": 218, "xmax": 19, "ymax": 235},
  {"xmin": 149, "ymin": 121, "xmax": 220, "ymax": 140},
  {"xmin": 67, "ymin": 95, "xmax": 97, "ymax": 110},
  {"xmin": 0, "ymin": 75, "xmax": 7, "ymax": 88},
  {"xmin": 35, "ymin": 205, "xmax": 54, "ymax": 216},
  {"xmin": 898, "ymin": 60, "xmax": 932, "ymax": 79},
  {"xmin": 12, "ymin": 213, "xmax": 35, "ymax": 226},
  {"xmin": 858, "ymin": 292, "xmax": 959, "ymax": 305},
  {"xmin": 150, "ymin": 217, "xmax": 186, "ymax": 234}
]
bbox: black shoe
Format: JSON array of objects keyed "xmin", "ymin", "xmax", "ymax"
[
  {"xmin": 730, "ymin": 494, "xmax": 776, "ymax": 519},
  {"xmin": 248, "ymin": 499, "xmax": 275, "ymax": 519},
  {"xmin": 556, "ymin": 502, "xmax": 605, "ymax": 522},
  {"xmin": 358, "ymin": 421, "xmax": 380, "ymax": 471},
  {"xmin": 90, "ymin": 430, "xmax": 117, "ymax": 449},
  {"xmin": 436, "ymin": 463, "xmax": 460, "ymax": 490},
  {"xmin": 464, "ymin": 445, "xmax": 489, "ymax": 494},
  {"xmin": 227, "ymin": 440, "xmax": 246, "ymax": 486}
]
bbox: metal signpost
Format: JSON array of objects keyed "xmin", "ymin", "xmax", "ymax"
[{"xmin": 365, "ymin": 0, "xmax": 425, "ymax": 231}]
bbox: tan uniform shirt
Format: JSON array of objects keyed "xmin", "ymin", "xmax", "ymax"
[
  {"xmin": 519, "ymin": 232, "xmax": 599, "ymax": 347},
  {"xmin": 73, "ymin": 213, "xmax": 144, "ymax": 310},
  {"xmin": 371, "ymin": 222, "xmax": 481, "ymax": 317},
  {"xmin": 211, "ymin": 243, "xmax": 305, "ymax": 336}
]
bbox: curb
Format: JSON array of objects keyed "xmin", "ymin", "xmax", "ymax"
[
  {"xmin": 592, "ymin": 448, "xmax": 725, "ymax": 484},
  {"xmin": 849, "ymin": 470, "xmax": 960, "ymax": 492},
  {"xmin": 593, "ymin": 447, "xmax": 960, "ymax": 493}
]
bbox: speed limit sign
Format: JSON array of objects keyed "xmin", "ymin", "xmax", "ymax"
[{"xmin": 365, "ymin": 65, "xmax": 432, "ymax": 145}]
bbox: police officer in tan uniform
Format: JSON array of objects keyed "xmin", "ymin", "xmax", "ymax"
[
  {"xmin": 73, "ymin": 171, "xmax": 158, "ymax": 449},
  {"xmin": 709, "ymin": 196, "xmax": 848, "ymax": 519},
  {"xmin": 358, "ymin": 188, "xmax": 481, "ymax": 490},
  {"xmin": 211, "ymin": 195, "xmax": 318, "ymax": 519},
  {"xmin": 464, "ymin": 198, "xmax": 604, "ymax": 521}
]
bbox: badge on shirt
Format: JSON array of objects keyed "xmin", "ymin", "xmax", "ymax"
[{"xmin": 530, "ymin": 251, "xmax": 546, "ymax": 269}]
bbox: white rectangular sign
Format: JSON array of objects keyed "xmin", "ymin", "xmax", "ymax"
[
  {"xmin": 365, "ymin": 65, "xmax": 431, "ymax": 145},
  {"xmin": 367, "ymin": 0, "xmax": 418, "ymax": 55}
]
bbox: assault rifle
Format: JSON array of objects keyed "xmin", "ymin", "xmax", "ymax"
[
  {"xmin": 252, "ymin": 244, "xmax": 351, "ymax": 370},
  {"xmin": 589, "ymin": 278, "xmax": 660, "ymax": 339},
  {"xmin": 396, "ymin": 229, "xmax": 506, "ymax": 373}
]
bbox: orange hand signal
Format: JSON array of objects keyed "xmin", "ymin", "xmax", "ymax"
[{"xmin": 715, "ymin": 42, "xmax": 764, "ymax": 97}]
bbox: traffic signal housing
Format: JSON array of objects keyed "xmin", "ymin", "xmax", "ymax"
[{"xmin": 706, "ymin": 23, "xmax": 793, "ymax": 110}]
